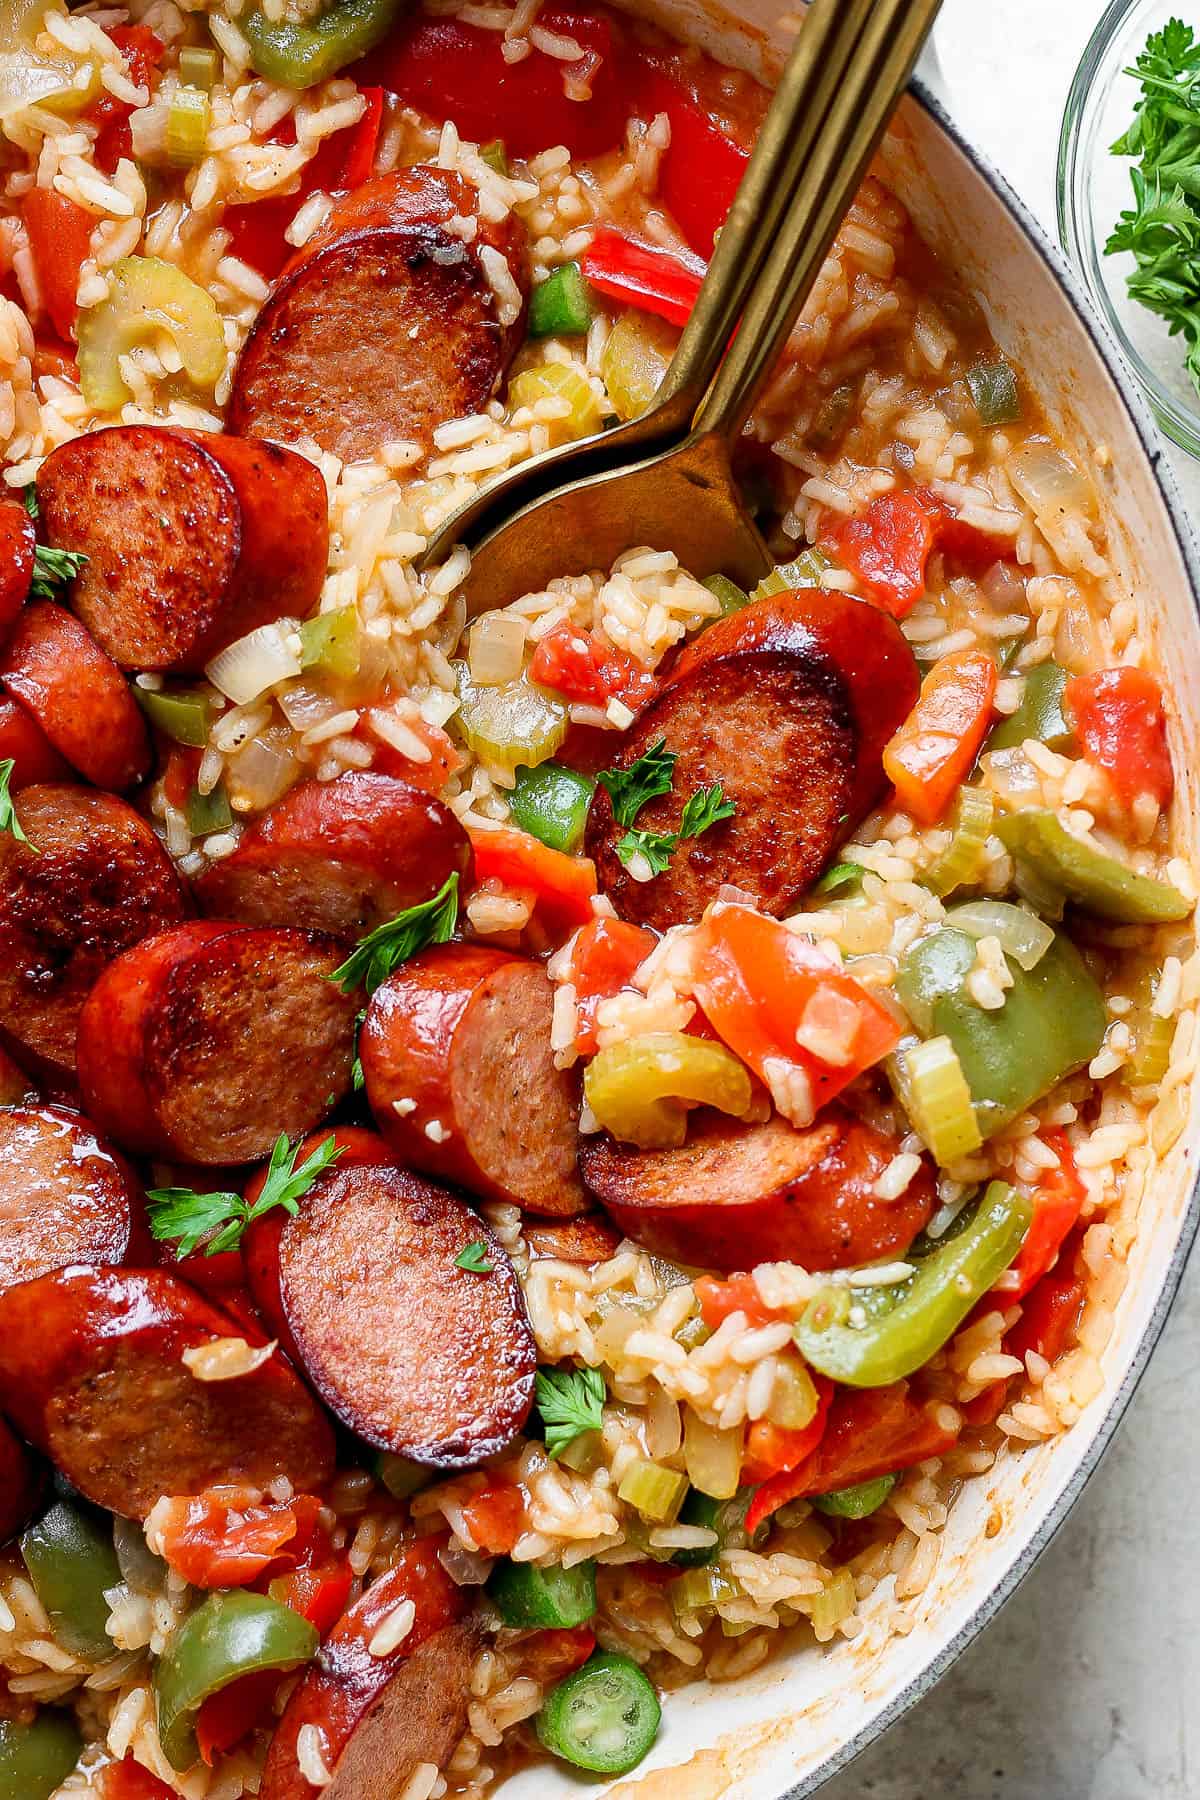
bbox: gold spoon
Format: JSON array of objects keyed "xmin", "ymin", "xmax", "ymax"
[
  {"xmin": 439, "ymin": 0, "xmax": 944, "ymax": 616},
  {"xmin": 420, "ymin": 0, "xmax": 881, "ymax": 570}
]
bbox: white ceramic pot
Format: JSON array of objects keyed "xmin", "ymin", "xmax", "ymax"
[{"xmin": 502, "ymin": 6, "xmax": 1200, "ymax": 1794}]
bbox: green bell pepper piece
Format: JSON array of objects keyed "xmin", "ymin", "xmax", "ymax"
[
  {"xmin": 995, "ymin": 810, "xmax": 1191, "ymax": 925},
  {"xmin": 488, "ymin": 1558, "xmax": 597, "ymax": 1629},
  {"xmin": 186, "ymin": 781, "xmax": 233, "ymax": 837},
  {"xmin": 985, "ymin": 661, "xmax": 1073, "ymax": 754},
  {"xmin": 299, "ymin": 605, "xmax": 360, "ymax": 679},
  {"xmin": 242, "ymin": 0, "xmax": 406, "ymax": 87},
  {"xmin": 528, "ymin": 262, "xmax": 594, "ymax": 338},
  {"xmin": 0, "ymin": 1713, "xmax": 82, "ymax": 1800},
  {"xmin": 479, "ymin": 138, "xmax": 509, "ymax": 176},
  {"xmin": 811, "ymin": 1473, "xmax": 897, "ymax": 1518},
  {"xmin": 897, "ymin": 925, "xmax": 1105, "ymax": 1136},
  {"xmin": 509, "ymin": 761, "xmax": 595, "ymax": 854},
  {"xmin": 154, "ymin": 1590, "xmax": 318, "ymax": 1771},
  {"xmin": 134, "ymin": 686, "xmax": 215, "ymax": 748},
  {"xmin": 965, "ymin": 357, "xmax": 1021, "ymax": 426},
  {"xmin": 701, "ymin": 574, "xmax": 750, "ymax": 616},
  {"xmin": 20, "ymin": 1500, "xmax": 121, "ymax": 1661},
  {"xmin": 795, "ymin": 1181, "xmax": 1031, "ymax": 1387}
]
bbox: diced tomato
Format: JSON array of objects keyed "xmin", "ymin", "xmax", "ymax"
[
  {"xmin": 87, "ymin": 26, "xmax": 165, "ymax": 174},
  {"xmin": 629, "ymin": 63, "xmax": 750, "ymax": 255},
  {"xmin": 580, "ymin": 229, "xmax": 705, "ymax": 328},
  {"xmin": 367, "ymin": 714, "xmax": 464, "ymax": 795},
  {"xmin": 687, "ymin": 905, "xmax": 902, "ymax": 1122},
  {"xmin": 520, "ymin": 1626, "xmax": 597, "ymax": 1682},
  {"xmin": 467, "ymin": 825, "xmax": 597, "ymax": 941},
  {"xmin": 883, "ymin": 647, "xmax": 997, "ymax": 825},
  {"xmin": 694, "ymin": 1272, "xmax": 788, "ymax": 1333},
  {"xmin": 1065, "ymin": 666, "xmax": 1174, "ymax": 812},
  {"xmin": 161, "ymin": 746, "xmax": 201, "ymax": 812},
  {"xmin": 1006, "ymin": 1226, "xmax": 1087, "ymax": 1368},
  {"xmin": 460, "ymin": 1478, "xmax": 526, "ymax": 1555},
  {"xmin": 155, "ymin": 1493, "xmax": 306, "ymax": 1588},
  {"xmin": 528, "ymin": 622, "xmax": 658, "ymax": 713},
  {"xmin": 742, "ymin": 1376, "xmax": 834, "ymax": 1495},
  {"xmin": 22, "ymin": 189, "xmax": 96, "ymax": 342},
  {"xmin": 223, "ymin": 98, "xmax": 385, "ymax": 280},
  {"xmin": 97, "ymin": 1760, "xmax": 176, "ymax": 1800},
  {"xmin": 354, "ymin": 8, "xmax": 629, "ymax": 161},
  {"xmin": 568, "ymin": 914, "xmax": 656, "ymax": 1056},
  {"xmin": 931, "ymin": 503, "xmax": 1018, "ymax": 575},
  {"xmin": 268, "ymin": 1558, "xmax": 354, "ymax": 1636},
  {"xmin": 195, "ymin": 1668, "xmax": 281, "ymax": 1766},
  {"xmin": 823, "ymin": 490, "xmax": 938, "ymax": 619},
  {"xmin": 32, "ymin": 337, "xmax": 78, "ymax": 385},
  {"xmin": 341, "ymin": 84, "xmax": 384, "ymax": 188},
  {"xmin": 1003, "ymin": 1132, "xmax": 1085, "ymax": 1304},
  {"xmin": 961, "ymin": 1380, "xmax": 1009, "ymax": 1429}
]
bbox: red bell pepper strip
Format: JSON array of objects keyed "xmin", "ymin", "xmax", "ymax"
[
  {"xmin": 22, "ymin": 189, "xmax": 95, "ymax": 342},
  {"xmin": 467, "ymin": 824, "xmax": 597, "ymax": 939},
  {"xmin": 568, "ymin": 914, "xmax": 656, "ymax": 1057},
  {"xmin": 742, "ymin": 1376, "xmax": 834, "ymax": 1498},
  {"xmin": 1006, "ymin": 1227, "xmax": 1087, "ymax": 1368},
  {"xmin": 155, "ymin": 1493, "xmax": 303, "ymax": 1588},
  {"xmin": 630, "ymin": 63, "xmax": 752, "ymax": 255},
  {"xmin": 1065, "ymin": 666, "xmax": 1174, "ymax": 812},
  {"xmin": 341, "ymin": 84, "xmax": 384, "ymax": 188},
  {"xmin": 195, "ymin": 1667, "xmax": 281, "ymax": 1766},
  {"xmin": 268, "ymin": 1559, "xmax": 355, "ymax": 1637},
  {"xmin": 353, "ymin": 8, "xmax": 629, "ymax": 161},
  {"xmin": 97, "ymin": 1760, "xmax": 176, "ymax": 1800},
  {"xmin": 883, "ymin": 648, "xmax": 998, "ymax": 825},
  {"xmin": 528, "ymin": 620, "xmax": 658, "ymax": 712},
  {"xmin": 580, "ymin": 228, "xmax": 705, "ymax": 328},
  {"xmin": 87, "ymin": 25, "xmax": 165, "ymax": 174},
  {"xmin": 694, "ymin": 1272, "xmax": 790, "ymax": 1333},
  {"xmin": 1001, "ymin": 1132, "xmax": 1086, "ymax": 1304}
]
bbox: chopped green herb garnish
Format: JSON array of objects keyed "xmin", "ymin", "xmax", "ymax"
[
  {"xmin": 596, "ymin": 738, "xmax": 676, "ymax": 828},
  {"xmin": 29, "ymin": 543, "xmax": 87, "ymax": 601},
  {"xmin": 146, "ymin": 1130, "xmax": 343, "ymax": 1258},
  {"xmin": 331, "ymin": 872, "xmax": 459, "ymax": 995},
  {"xmin": 535, "ymin": 1365, "xmax": 606, "ymax": 1458},
  {"xmin": 678, "ymin": 782, "xmax": 735, "ymax": 838},
  {"xmin": 22, "ymin": 484, "xmax": 37, "ymax": 520},
  {"xmin": 815, "ymin": 860, "xmax": 866, "ymax": 894},
  {"xmin": 350, "ymin": 1008, "xmax": 366, "ymax": 1091},
  {"xmin": 455, "ymin": 1240, "xmax": 494, "ymax": 1274},
  {"xmin": 614, "ymin": 780, "xmax": 734, "ymax": 876},
  {"xmin": 0, "ymin": 761, "xmax": 31, "ymax": 848}
]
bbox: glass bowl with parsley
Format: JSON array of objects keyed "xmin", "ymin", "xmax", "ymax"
[{"xmin": 1059, "ymin": 1, "xmax": 1200, "ymax": 456}]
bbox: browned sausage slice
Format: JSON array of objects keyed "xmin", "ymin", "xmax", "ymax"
[
  {"xmin": 35, "ymin": 426, "xmax": 329, "ymax": 674},
  {"xmin": 0, "ymin": 494, "xmax": 34, "ymax": 642},
  {"xmin": 194, "ymin": 772, "xmax": 472, "ymax": 937},
  {"xmin": 228, "ymin": 169, "xmax": 529, "ymax": 461},
  {"xmin": 0, "ymin": 1418, "xmax": 43, "ymax": 1547},
  {"xmin": 526, "ymin": 1213, "xmax": 623, "ymax": 1264},
  {"xmin": 261, "ymin": 1542, "xmax": 478, "ymax": 1800},
  {"xmin": 580, "ymin": 1109, "xmax": 935, "ymax": 1272},
  {"xmin": 0, "ymin": 695, "xmax": 72, "ymax": 787},
  {"xmin": 0, "ymin": 601, "xmax": 150, "ymax": 789},
  {"xmin": 0, "ymin": 1265, "xmax": 335, "ymax": 1518},
  {"xmin": 257, "ymin": 1161, "xmax": 534, "ymax": 1465},
  {"xmin": 361, "ymin": 942, "xmax": 586, "ymax": 1217},
  {"xmin": 0, "ymin": 1104, "xmax": 149, "ymax": 1291},
  {"xmin": 76, "ymin": 922, "xmax": 357, "ymax": 1164},
  {"xmin": 584, "ymin": 590, "xmax": 920, "ymax": 930},
  {"xmin": 0, "ymin": 785, "xmax": 191, "ymax": 1081}
]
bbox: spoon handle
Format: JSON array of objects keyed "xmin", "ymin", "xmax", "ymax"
[
  {"xmin": 693, "ymin": 0, "xmax": 945, "ymax": 445},
  {"xmin": 649, "ymin": 0, "xmax": 879, "ymax": 431}
]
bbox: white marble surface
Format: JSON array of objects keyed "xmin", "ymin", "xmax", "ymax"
[{"xmin": 822, "ymin": 5, "xmax": 1200, "ymax": 1796}]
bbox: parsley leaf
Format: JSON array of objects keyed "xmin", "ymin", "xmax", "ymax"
[
  {"xmin": 146, "ymin": 1130, "xmax": 344, "ymax": 1258},
  {"xmin": 534, "ymin": 1365, "xmax": 606, "ymax": 1458},
  {"xmin": 612, "ymin": 779, "xmax": 735, "ymax": 876},
  {"xmin": 815, "ymin": 860, "xmax": 866, "ymax": 894},
  {"xmin": 22, "ymin": 484, "xmax": 37, "ymax": 520},
  {"xmin": 455, "ymin": 1240, "xmax": 494, "ymax": 1274},
  {"xmin": 331, "ymin": 872, "xmax": 459, "ymax": 995},
  {"xmin": 29, "ymin": 543, "xmax": 88, "ymax": 602},
  {"xmin": 0, "ymin": 761, "xmax": 31, "ymax": 848},
  {"xmin": 596, "ymin": 738, "xmax": 676, "ymax": 828},
  {"xmin": 678, "ymin": 782, "xmax": 735, "ymax": 838}
]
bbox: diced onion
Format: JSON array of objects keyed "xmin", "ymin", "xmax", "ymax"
[
  {"xmin": 891, "ymin": 1034, "xmax": 982, "ymax": 1167},
  {"xmin": 226, "ymin": 732, "xmax": 300, "ymax": 810},
  {"xmin": 767, "ymin": 1358, "xmax": 819, "ymax": 1431},
  {"xmin": 437, "ymin": 1542, "xmax": 494, "ymax": 1586},
  {"xmin": 948, "ymin": 899, "xmax": 1054, "ymax": 971},
  {"xmin": 682, "ymin": 1410, "xmax": 741, "ymax": 1500},
  {"xmin": 0, "ymin": 54, "xmax": 75, "ymax": 122},
  {"xmin": 468, "ymin": 611, "xmax": 527, "ymax": 687},
  {"xmin": 1009, "ymin": 441, "xmax": 1090, "ymax": 518},
  {"xmin": 206, "ymin": 620, "xmax": 302, "ymax": 705}
]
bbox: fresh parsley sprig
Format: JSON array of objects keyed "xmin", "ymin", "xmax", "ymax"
[
  {"xmin": 30, "ymin": 543, "xmax": 88, "ymax": 602},
  {"xmin": 598, "ymin": 741, "xmax": 734, "ymax": 878},
  {"xmin": 331, "ymin": 872, "xmax": 459, "ymax": 995},
  {"xmin": 146, "ymin": 1130, "xmax": 344, "ymax": 1259},
  {"xmin": 455, "ymin": 1240, "xmax": 494, "ymax": 1274},
  {"xmin": 597, "ymin": 737, "xmax": 677, "ymax": 828},
  {"xmin": 534, "ymin": 1365, "xmax": 606, "ymax": 1458},
  {"xmin": 0, "ymin": 761, "xmax": 31, "ymax": 849}
]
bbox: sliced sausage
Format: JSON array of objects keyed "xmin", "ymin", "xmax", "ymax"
[
  {"xmin": 0, "ymin": 495, "xmax": 34, "ymax": 641},
  {"xmin": 526, "ymin": 1213, "xmax": 623, "ymax": 1264},
  {"xmin": 194, "ymin": 773, "xmax": 472, "ymax": 937},
  {"xmin": 584, "ymin": 590, "xmax": 920, "ymax": 929},
  {"xmin": 228, "ymin": 168, "xmax": 529, "ymax": 461},
  {"xmin": 361, "ymin": 943, "xmax": 586, "ymax": 1217},
  {"xmin": 261, "ymin": 1541, "xmax": 478, "ymax": 1800},
  {"xmin": 248, "ymin": 1160, "xmax": 535, "ymax": 1466},
  {"xmin": 0, "ymin": 1265, "xmax": 335, "ymax": 1518},
  {"xmin": 0, "ymin": 785, "xmax": 190, "ymax": 1081},
  {"xmin": 76, "ymin": 922, "xmax": 357, "ymax": 1164},
  {"xmin": 0, "ymin": 695, "xmax": 72, "ymax": 787},
  {"xmin": 0, "ymin": 1104, "xmax": 148, "ymax": 1291},
  {"xmin": 35, "ymin": 426, "xmax": 329, "ymax": 674},
  {"xmin": 0, "ymin": 1046, "xmax": 34, "ymax": 1107},
  {"xmin": 0, "ymin": 601, "xmax": 150, "ymax": 789},
  {"xmin": 579, "ymin": 1109, "xmax": 935, "ymax": 1272},
  {"xmin": 0, "ymin": 1418, "xmax": 43, "ymax": 1547}
]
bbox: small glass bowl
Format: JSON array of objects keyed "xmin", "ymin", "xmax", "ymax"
[{"xmin": 1058, "ymin": 0, "xmax": 1200, "ymax": 458}]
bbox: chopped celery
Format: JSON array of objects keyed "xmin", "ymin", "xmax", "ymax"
[
  {"xmin": 994, "ymin": 811, "xmax": 1190, "ymax": 925},
  {"xmin": 39, "ymin": 58, "xmax": 102, "ymax": 116},
  {"xmin": 806, "ymin": 1565, "xmax": 857, "ymax": 1637},
  {"xmin": 807, "ymin": 382, "xmax": 855, "ymax": 450},
  {"xmin": 509, "ymin": 762, "xmax": 594, "ymax": 854},
  {"xmin": 889, "ymin": 1034, "xmax": 982, "ymax": 1166},
  {"xmin": 454, "ymin": 662, "xmax": 567, "ymax": 774},
  {"xmin": 479, "ymin": 138, "xmax": 509, "ymax": 176},
  {"xmin": 299, "ymin": 605, "xmax": 360, "ymax": 680},
  {"xmin": 583, "ymin": 1031, "xmax": 753, "ymax": 1150},
  {"xmin": 985, "ymin": 660, "xmax": 1073, "ymax": 754},
  {"xmin": 599, "ymin": 311, "xmax": 677, "ymax": 422},
  {"xmin": 165, "ymin": 84, "xmax": 210, "ymax": 166},
  {"xmin": 179, "ymin": 46, "xmax": 218, "ymax": 91},
  {"xmin": 556, "ymin": 1429, "xmax": 602, "ymax": 1474},
  {"xmin": 947, "ymin": 898, "xmax": 1054, "ymax": 971},
  {"xmin": 616, "ymin": 1458, "xmax": 688, "ymax": 1525},
  {"xmin": 966, "ymin": 358, "xmax": 1021, "ymax": 426},
  {"xmin": 509, "ymin": 362, "xmax": 603, "ymax": 440},
  {"xmin": 186, "ymin": 782, "xmax": 232, "ymax": 837},
  {"xmin": 77, "ymin": 256, "xmax": 225, "ymax": 412},
  {"xmin": 922, "ymin": 785, "xmax": 994, "ymax": 896},
  {"xmin": 702, "ymin": 574, "xmax": 750, "ymax": 616},
  {"xmin": 750, "ymin": 547, "xmax": 832, "ymax": 598},
  {"xmin": 528, "ymin": 262, "xmax": 594, "ymax": 338},
  {"xmin": 135, "ymin": 686, "xmax": 215, "ymax": 747},
  {"xmin": 1127, "ymin": 1010, "xmax": 1173, "ymax": 1086},
  {"xmin": 670, "ymin": 1564, "xmax": 742, "ymax": 1615},
  {"xmin": 812, "ymin": 1473, "xmax": 897, "ymax": 1519},
  {"xmin": 669, "ymin": 1490, "xmax": 723, "ymax": 1566},
  {"xmin": 488, "ymin": 1559, "xmax": 596, "ymax": 1629},
  {"xmin": 675, "ymin": 1314, "xmax": 711, "ymax": 1351},
  {"xmin": 373, "ymin": 1451, "xmax": 432, "ymax": 1500}
]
